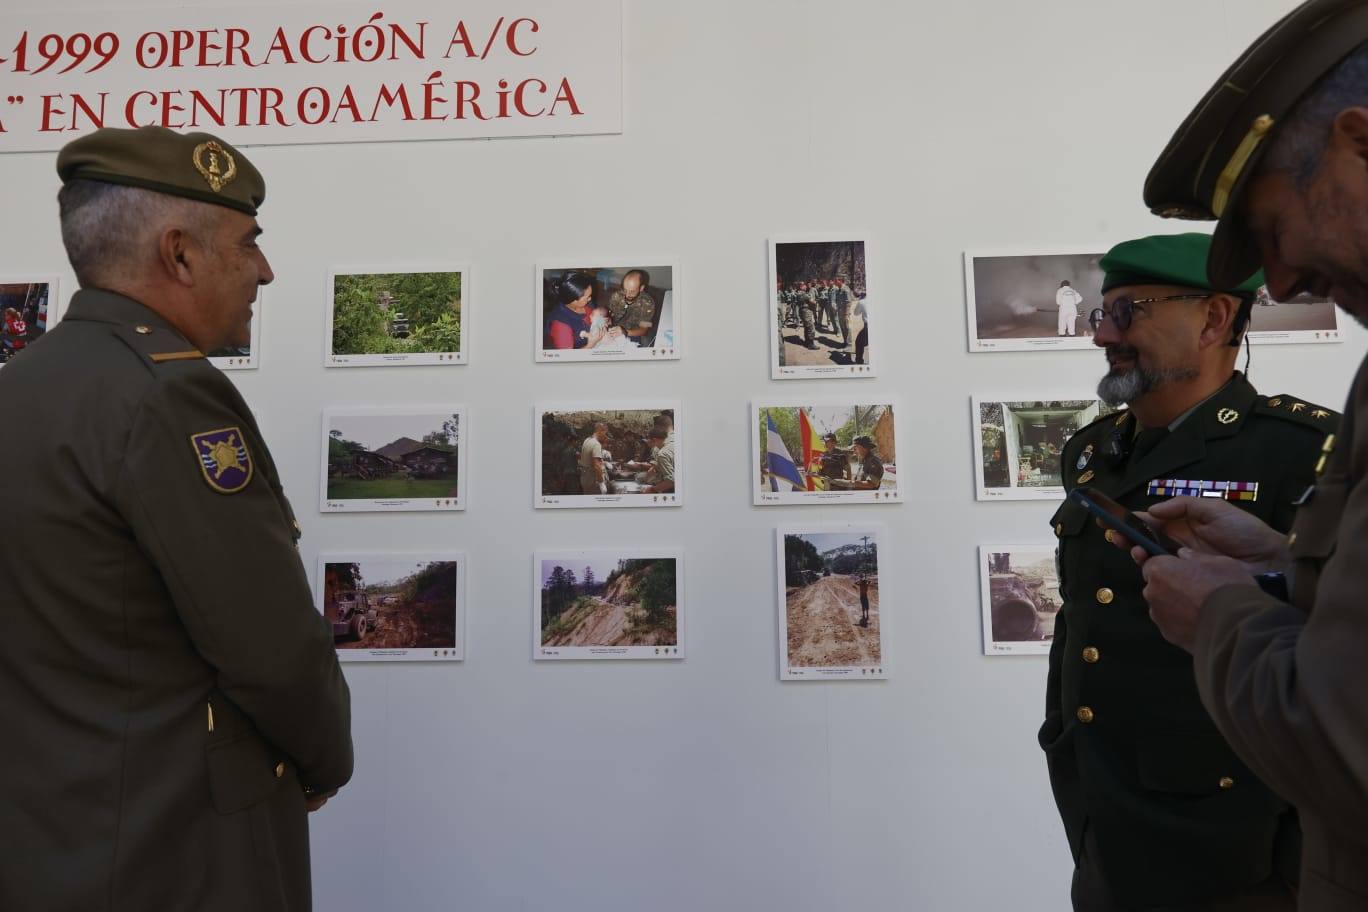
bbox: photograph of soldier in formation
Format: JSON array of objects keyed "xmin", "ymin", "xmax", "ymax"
[
  {"xmin": 778, "ymin": 527, "xmax": 885, "ymax": 679},
  {"xmin": 978, "ymin": 546, "xmax": 1061, "ymax": 655},
  {"xmin": 965, "ymin": 251, "xmax": 1105, "ymax": 351},
  {"xmin": 974, "ymin": 398, "xmax": 1117, "ymax": 500},
  {"xmin": 1244, "ymin": 285, "xmax": 1340, "ymax": 343},
  {"xmin": 754, "ymin": 403, "xmax": 899, "ymax": 504},
  {"xmin": 319, "ymin": 556, "xmax": 462, "ymax": 661},
  {"xmin": 0, "ymin": 281, "xmax": 56, "ymax": 368},
  {"xmin": 535, "ymin": 551, "xmax": 682, "ymax": 660},
  {"xmin": 537, "ymin": 405, "xmax": 679, "ymax": 508},
  {"xmin": 322, "ymin": 408, "xmax": 464, "ymax": 511},
  {"xmin": 770, "ymin": 237, "xmax": 872, "ymax": 377},
  {"xmin": 537, "ymin": 262, "xmax": 678, "ymax": 361},
  {"xmin": 327, "ymin": 268, "xmax": 465, "ymax": 365}
]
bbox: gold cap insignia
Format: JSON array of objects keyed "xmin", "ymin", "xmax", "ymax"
[
  {"xmin": 1290, "ymin": 402, "xmax": 1307, "ymax": 412},
  {"xmin": 1217, "ymin": 408, "xmax": 1239, "ymax": 425},
  {"xmin": 1313, "ymin": 409, "xmax": 1330, "ymax": 419},
  {"xmin": 1267, "ymin": 397, "xmax": 1282, "ymax": 407},
  {"xmin": 192, "ymin": 141, "xmax": 238, "ymax": 194}
]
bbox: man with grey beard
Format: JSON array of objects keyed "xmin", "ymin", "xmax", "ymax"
[{"xmin": 1040, "ymin": 232, "xmax": 1334, "ymax": 911}]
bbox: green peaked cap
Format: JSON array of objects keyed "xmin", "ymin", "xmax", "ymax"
[{"xmin": 1100, "ymin": 233, "xmax": 1264, "ymax": 295}]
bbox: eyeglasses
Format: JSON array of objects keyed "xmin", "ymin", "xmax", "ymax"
[{"xmin": 1088, "ymin": 294, "xmax": 1209, "ymax": 332}]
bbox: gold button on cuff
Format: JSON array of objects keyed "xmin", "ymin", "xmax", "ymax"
[
  {"xmin": 1096, "ymin": 588, "xmax": 1114, "ymax": 605},
  {"xmin": 1076, "ymin": 706, "xmax": 1095, "ymax": 724},
  {"xmin": 1104, "ymin": 530, "xmax": 1116, "ymax": 545},
  {"xmin": 134, "ymin": 325, "xmax": 152, "ymax": 335},
  {"xmin": 1082, "ymin": 647, "xmax": 1100, "ymax": 664},
  {"xmin": 1218, "ymin": 776, "xmax": 1235, "ymax": 790},
  {"xmin": 274, "ymin": 762, "xmax": 285, "ymax": 779}
]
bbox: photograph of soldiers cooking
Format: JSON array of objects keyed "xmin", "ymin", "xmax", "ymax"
[{"xmin": 540, "ymin": 408, "xmax": 676, "ymax": 497}]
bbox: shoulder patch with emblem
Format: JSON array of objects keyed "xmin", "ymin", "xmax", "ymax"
[{"xmin": 191, "ymin": 427, "xmax": 253, "ymax": 494}]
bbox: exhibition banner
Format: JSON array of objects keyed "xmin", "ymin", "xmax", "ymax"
[{"xmin": 0, "ymin": 0, "xmax": 622, "ymax": 152}]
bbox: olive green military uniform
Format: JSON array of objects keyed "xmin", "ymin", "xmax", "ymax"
[
  {"xmin": 799, "ymin": 288, "xmax": 817, "ymax": 346},
  {"xmin": 608, "ymin": 287, "xmax": 657, "ymax": 337},
  {"xmin": 0, "ymin": 127, "xmax": 352, "ymax": 912},
  {"xmin": 1041, "ymin": 374, "xmax": 1335, "ymax": 908},
  {"xmin": 1141, "ymin": 2, "xmax": 1368, "ymax": 906},
  {"xmin": 858, "ymin": 452, "xmax": 884, "ymax": 487}
]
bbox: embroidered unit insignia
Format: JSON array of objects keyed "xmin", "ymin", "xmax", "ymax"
[{"xmin": 191, "ymin": 427, "xmax": 253, "ymax": 493}]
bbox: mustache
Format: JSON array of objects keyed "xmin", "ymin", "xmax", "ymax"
[{"xmin": 1105, "ymin": 345, "xmax": 1139, "ymax": 364}]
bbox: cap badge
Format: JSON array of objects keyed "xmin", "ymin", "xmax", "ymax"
[
  {"xmin": 192, "ymin": 141, "xmax": 238, "ymax": 194},
  {"xmin": 1217, "ymin": 408, "xmax": 1239, "ymax": 425}
]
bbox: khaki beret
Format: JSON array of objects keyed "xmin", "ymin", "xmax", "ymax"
[
  {"xmin": 56, "ymin": 126, "xmax": 265, "ymax": 216},
  {"xmin": 1100, "ymin": 233, "xmax": 1264, "ymax": 295},
  {"xmin": 1144, "ymin": 0, "xmax": 1368, "ymax": 288}
]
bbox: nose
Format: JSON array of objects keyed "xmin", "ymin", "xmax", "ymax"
[
  {"xmin": 1092, "ymin": 312, "xmax": 1121, "ymax": 347},
  {"xmin": 258, "ymin": 250, "xmax": 275, "ymax": 286},
  {"xmin": 1260, "ymin": 257, "xmax": 1301, "ymax": 302}
]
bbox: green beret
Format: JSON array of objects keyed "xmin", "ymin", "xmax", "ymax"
[
  {"xmin": 56, "ymin": 126, "xmax": 265, "ymax": 216},
  {"xmin": 1143, "ymin": 0, "xmax": 1368, "ymax": 287},
  {"xmin": 1100, "ymin": 233, "xmax": 1265, "ymax": 295}
]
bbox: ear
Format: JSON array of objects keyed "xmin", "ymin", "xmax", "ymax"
[
  {"xmin": 1332, "ymin": 107, "xmax": 1368, "ymax": 163},
  {"xmin": 156, "ymin": 228, "xmax": 196, "ymax": 288},
  {"xmin": 1198, "ymin": 293, "xmax": 1240, "ymax": 348}
]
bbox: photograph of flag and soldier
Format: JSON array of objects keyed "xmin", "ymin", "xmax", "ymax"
[
  {"xmin": 777, "ymin": 525, "xmax": 886, "ymax": 680},
  {"xmin": 0, "ymin": 280, "xmax": 58, "ymax": 368},
  {"xmin": 754, "ymin": 401, "xmax": 900, "ymax": 505}
]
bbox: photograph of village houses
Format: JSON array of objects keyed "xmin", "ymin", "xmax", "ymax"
[{"xmin": 323, "ymin": 408, "xmax": 464, "ymax": 510}]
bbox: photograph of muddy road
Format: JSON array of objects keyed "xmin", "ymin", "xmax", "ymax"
[
  {"xmin": 539, "ymin": 556, "xmax": 678, "ymax": 649},
  {"xmin": 323, "ymin": 559, "xmax": 459, "ymax": 652},
  {"xmin": 782, "ymin": 531, "xmax": 881, "ymax": 670}
]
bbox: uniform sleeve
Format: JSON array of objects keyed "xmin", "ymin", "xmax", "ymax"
[
  {"xmin": 115, "ymin": 371, "xmax": 353, "ymax": 793},
  {"xmin": 1195, "ymin": 497, "xmax": 1368, "ymax": 841}
]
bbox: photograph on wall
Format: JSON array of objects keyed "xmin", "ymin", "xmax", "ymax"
[
  {"xmin": 1246, "ymin": 286, "xmax": 1341, "ymax": 344},
  {"xmin": 769, "ymin": 235, "xmax": 874, "ymax": 378},
  {"xmin": 978, "ymin": 545, "xmax": 1061, "ymax": 655},
  {"xmin": 973, "ymin": 396, "xmax": 1119, "ymax": 501},
  {"xmin": 752, "ymin": 401, "xmax": 901, "ymax": 505},
  {"xmin": 965, "ymin": 249, "xmax": 1104, "ymax": 352},
  {"xmin": 326, "ymin": 267, "xmax": 467, "ymax": 366},
  {"xmin": 321, "ymin": 406, "xmax": 466, "ymax": 512},
  {"xmin": 776, "ymin": 525, "xmax": 886, "ymax": 680},
  {"xmin": 207, "ymin": 309, "xmax": 261, "ymax": 370},
  {"xmin": 534, "ymin": 549, "xmax": 683, "ymax": 660},
  {"xmin": 535, "ymin": 402, "xmax": 681, "ymax": 509},
  {"xmin": 0, "ymin": 278, "xmax": 58, "ymax": 369},
  {"xmin": 316, "ymin": 554, "xmax": 464, "ymax": 662},
  {"xmin": 536, "ymin": 260, "xmax": 680, "ymax": 362}
]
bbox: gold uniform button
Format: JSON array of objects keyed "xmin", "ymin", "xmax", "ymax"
[
  {"xmin": 1096, "ymin": 587, "xmax": 1114, "ymax": 605},
  {"xmin": 1076, "ymin": 706, "xmax": 1095, "ymax": 724},
  {"xmin": 134, "ymin": 325, "xmax": 152, "ymax": 335},
  {"xmin": 1055, "ymin": 523, "xmax": 1064, "ymax": 537},
  {"xmin": 1082, "ymin": 647, "xmax": 1100, "ymax": 664},
  {"xmin": 1104, "ymin": 530, "xmax": 1116, "ymax": 545},
  {"xmin": 1218, "ymin": 776, "xmax": 1235, "ymax": 790},
  {"xmin": 274, "ymin": 762, "xmax": 285, "ymax": 779}
]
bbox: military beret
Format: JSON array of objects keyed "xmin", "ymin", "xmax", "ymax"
[
  {"xmin": 56, "ymin": 126, "xmax": 265, "ymax": 216},
  {"xmin": 1100, "ymin": 233, "xmax": 1264, "ymax": 295},
  {"xmin": 1143, "ymin": 0, "xmax": 1368, "ymax": 287}
]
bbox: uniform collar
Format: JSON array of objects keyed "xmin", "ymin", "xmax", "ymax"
[
  {"xmin": 62, "ymin": 288, "xmax": 188, "ymax": 341},
  {"xmin": 1112, "ymin": 372, "xmax": 1258, "ymax": 495}
]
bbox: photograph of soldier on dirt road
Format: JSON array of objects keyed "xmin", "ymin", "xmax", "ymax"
[
  {"xmin": 777, "ymin": 526, "xmax": 885, "ymax": 680},
  {"xmin": 977, "ymin": 545, "xmax": 1061, "ymax": 655},
  {"xmin": 321, "ymin": 406, "xmax": 466, "ymax": 512},
  {"xmin": 317, "ymin": 554, "xmax": 464, "ymax": 662},
  {"xmin": 534, "ymin": 549, "xmax": 683, "ymax": 660}
]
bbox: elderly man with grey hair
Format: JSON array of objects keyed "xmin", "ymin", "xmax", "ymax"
[{"xmin": 0, "ymin": 126, "xmax": 352, "ymax": 912}]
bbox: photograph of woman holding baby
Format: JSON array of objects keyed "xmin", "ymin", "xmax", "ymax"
[{"xmin": 537, "ymin": 262, "xmax": 679, "ymax": 362}]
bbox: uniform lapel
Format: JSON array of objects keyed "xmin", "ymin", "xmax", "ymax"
[{"xmin": 1113, "ymin": 373, "xmax": 1258, "ymax": 498}]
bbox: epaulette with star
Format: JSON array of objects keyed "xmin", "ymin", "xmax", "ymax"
[{"xmin": 1255, "ymin": 395, "xmax": 1339, "ymax": 432}]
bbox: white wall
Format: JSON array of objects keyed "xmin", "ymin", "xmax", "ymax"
[{"xmin": 3, "ymin": 1, "xmax": 1357, "ymax": 909}]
